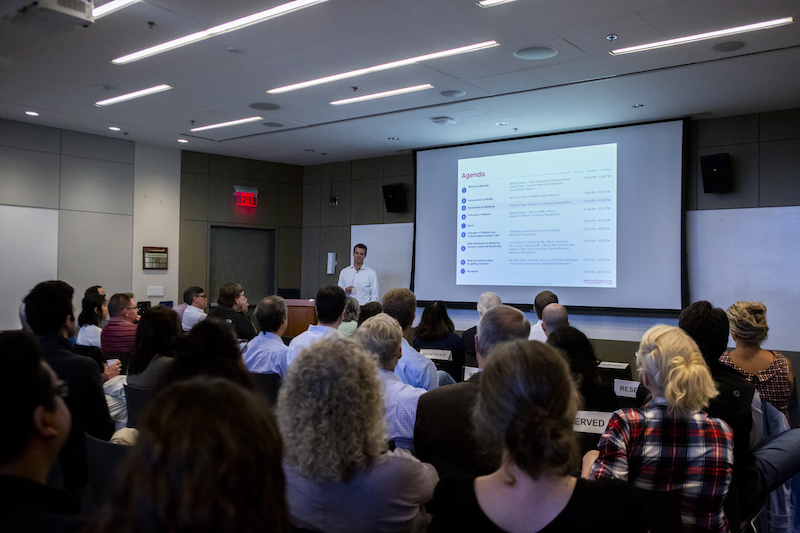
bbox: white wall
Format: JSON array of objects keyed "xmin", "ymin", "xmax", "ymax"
[{"xmin": 133, "ymin": 144, "xmax": 181, "ymax": 305}]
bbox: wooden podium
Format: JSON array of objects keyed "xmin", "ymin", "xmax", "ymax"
[{"xmin": 285, "ymin": 299, "xmax": 317, "ymax": 338}]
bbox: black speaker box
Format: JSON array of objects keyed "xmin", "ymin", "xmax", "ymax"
[
  {"xmin": 700, "ymin": 153, "xmax": 733, "ymax": 193},
  {"xmin": 382, "ymin": 183, "xmax": 407, "ymax": 213}
]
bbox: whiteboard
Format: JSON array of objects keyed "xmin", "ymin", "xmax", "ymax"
[
  {"xmin": 350, "ymin": 223, "xmax": 414, "ymax": 302},
  {"xmin": 687, "ymin": 206, "xmax": 800, "ymax": 351},
  {"xmin": 0, "ymin": 205, "xmax": 59, "ymax": 329}
]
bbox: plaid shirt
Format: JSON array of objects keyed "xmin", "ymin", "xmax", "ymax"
[{"xmin": 590, "ymin": 398, "xmax": 734, "ymax": 533}]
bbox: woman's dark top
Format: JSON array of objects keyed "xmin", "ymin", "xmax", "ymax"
[
  {"xmin": 413, "ymin": 332, "xmax": 465, "ymax": 382},
  {"xmin": 429, "ymin": 473, "xmax": 648, "ymax": 533}
]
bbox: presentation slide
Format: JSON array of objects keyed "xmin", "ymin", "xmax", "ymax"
[
  {"xmin": 414, "ymin": 120, "xmax": 684, "ymax": 312},
  {"xmin": 457, "ymin": 144, "xmax": 617, "ymax": 288}
]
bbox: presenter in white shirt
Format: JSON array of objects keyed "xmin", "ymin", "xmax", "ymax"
[{"xmin": 337, "ymin": 243, "xmax": 379, "ymax": 306}]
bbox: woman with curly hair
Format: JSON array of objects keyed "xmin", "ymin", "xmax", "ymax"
[
  {"xmin": 278, "ymin": 336, "xmax": 437, "ymax": 533},
  {"xmin": 590, "ymin": 325, "xmax": 734, "ymax": 532},
  {"xmin": 87, "ymin": 376, "xmax": 290, "ymax": 533},
  {"xmin": 719, "ymin": 301, "xmax": 794, "ymax": 420},
  {"xmin": 429, "ymin": 339, "xmax": 647, "ymax": 532}
]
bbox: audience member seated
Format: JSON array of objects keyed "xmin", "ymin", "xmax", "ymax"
[
  {"xmin": 172, "ymin": 286, "xmax": 195, "ymax": 325},
  {"xmin": 338, "ymin": 296, "xmax": 360, "ymax": 336},
  {"xmin": 285, "ymin": 285, "xmax": 346, "ymax": 368},
  {"xmin": 720, "ymin": 301, "xmax": 794, "ymax": 421},
  {"xmin": 462, "ymin": 292, "xmax": 501, "ymax": 368},
  {"xmin": 358, "ymin": 301, "xmax": 383, "ymax": 327},
  {"xmin": 413, "ymin": 301, "xmax": 465, "ymax": 383},
  {"xmin": 541, "ymin": 303, "xmax": 569, "ymax": 339},
  {"xmin": 84, "ymin": 286, "xmax": 107, "ymax": 327},
  {"xmin": 355, "ymin": 313, "xmax": 426, "ymax": 453},
  {"xmin": 243, "ymin": 296, "xmax": 289, "ymax": 376},
  {"xmin": 0, "ymin": 330, "xmax": 83, "ymax": 533},
  {"xmin": 100, "ymin": 293, "xmax": 139, "ymax": 356},
  {"xmin": 415, "ymin": 305, "xmax": 530, "ymax": 477},
  {"xmin": 126, "ymin": 306, "xmax": 179, "ymax": 389},
  {"xmin": 159, "ymin": 318, "xmax": 253, "ymax": 391},
  {"xmin": 529, "ymin": 290, "xmax": 558, "ymax": 342},
  {"xmin": 86, "ymin": 377, "xmax": 289, "ymax": 533},
  {"xmin": 24, "ymin": 281, "xmax": 114, "ymax": 492},
  {"xmin": 547, "ymin": 326, "xmax": 619, "ymax": 456},
  {"xmin": 589, "ymin": 325, "xmax": 734, "ymax": 532},
  {"xmin": 429, "ymin": 340, "xmax": 648, "ymax": 533},
  {"xmin": 681, "ymin": 301, "xmax": 800, "ymax": 525},
  {"xmin": 208, "ymin": 282, "xmax": 257, "ymax": 341},
  {"xmin": 278, "ymin": 336, "xmax": 437, "ymax": 533},
  {"xmin": 383, "ymin": 288, "xmax": 438, "ymax": 391},
  {"xmin": 76, "ymin": 292, "xmax": 106, "ymax": 348},
  {"xmin": 180, "ymin": 286, "xmax": 208, "ymax": 332}
]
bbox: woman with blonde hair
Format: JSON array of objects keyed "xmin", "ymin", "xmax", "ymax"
[
  {"xmin": 720, "ymin": 301, "xmax": 794, "ymax": 419},
  {"xmin": 278, "ymin": 336, "xmax": 437, "ymax": 533},
  {"xmin": 338, "ymin": 296, "xmax": 360, "ymax": 336},
  {"xmin": 429, "ymin": 340, "xmax": 647, "ymax": 532},
  {"xmin": 590, "ymin": 325, "xmax": 734, "ymax": 532}
]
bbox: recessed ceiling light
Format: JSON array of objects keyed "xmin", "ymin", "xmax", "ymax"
[
  {"xmin": 713, "ymin": 41, "xmax": 745, "ymax": 52},
  {"xmin": 177, "ymin": 139, "xmax": 189, "ymax": 143},
  {"xmin": 93, "ymin": 0, "xmax": 139, "ymax": 19},
  {"xmin": 268, "ymin": 41, "xmax": 499, "ymax": 94},
  {"xmin": 95, "ymin": 84, "xmax": 172, "ymax": 106},
  {"xmin": 330, "ymin": 84, "xmax": 433, "ymax": 106},
  {"xmin": 432, "ymin": 117, "xmax": 457, "ymax": 126},
  {"xmin": 440, "ymin": 90, "xmax": 466, "ymax": 98},
  {"xmin": 496, "ymin": 121, "xmax": 509, "ymax": 126},
  {"xmin": 25, "ymin": 111, "xmax": 39, "ymax": 116},
  {"xmin": 610, "ymin": 16, "xmax": 793, "ymax": 55},
  {"xmin": 513, "ymin": 46, "xmax": 558, "ymax": 60},
  {"xmin": 112, "ymin": 0, "xmax": 327, "ymax": 64},
  {"xmin": 478, "ymin": 0, "xmax": 518, "ymax": 7},
  {"xmin": 250, "ymin": 102, "xmax": 281, "ymax": 111},
  {"xmin": 190, "ymin": 116, "xmax": 263, "ymax": 132},
  {"xmin": 108, "ymin": 126, "xmax": 121, "ymax": 131}
]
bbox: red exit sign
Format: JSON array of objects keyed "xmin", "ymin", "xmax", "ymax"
[{"xmin": 235, "ymin": 191, "xmax": 257, "ymax": 207}]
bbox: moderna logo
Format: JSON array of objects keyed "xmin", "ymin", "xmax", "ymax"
[
  {"xmin": 584, "ymin": 279, "xmax": 613, "ymax": 285},
  {"xmin": 461, "ymin": 171, "xmax": 485, "ymax": 179}
]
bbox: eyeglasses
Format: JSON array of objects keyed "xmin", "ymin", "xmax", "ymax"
[
  {"xmin": 54, "ymin": 380, "xmax": 69, "ymax": 399},
  {"xmin": 124, "ymin": 306, "xmax": 139, "ymax": 311}
]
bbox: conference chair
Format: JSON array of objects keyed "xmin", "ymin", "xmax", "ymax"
[
  {"xmin": 124, "ymin": 383, "xmax": 154, "ymax": 429},
  {"xmin": 250, "ymin": 372, "xmax": 282, "ymax": 406},
  {"xmin": 82, "ymin": 433, "xmax": 131, "ymax": 517}
]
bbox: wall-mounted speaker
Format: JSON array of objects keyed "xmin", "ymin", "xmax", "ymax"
[
  {"xmin": 382, "ymin": 183, "xmax": 407, "ymax": 213},
  {"xmin": 700, "ymin": 153, "xmax": 733, "ymax": 193}
]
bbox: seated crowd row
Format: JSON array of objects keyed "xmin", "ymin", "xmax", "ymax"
[{"xmin": 3, "ymin": 280, "xmax": 800, "ymax": 533}]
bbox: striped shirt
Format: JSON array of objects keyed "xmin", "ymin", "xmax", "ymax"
[
  {"xmin": 100, "ymin": 317, "xmax": 137, "ymax": 354},
  {"xmin": 591, "ymin": 398, "xmax": 734, "ymax": 532}
]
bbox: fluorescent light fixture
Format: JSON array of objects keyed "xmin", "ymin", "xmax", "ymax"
[
  {"xmin": 25, "ymin": 111, "xmax": 39, "ymax": 116},
  {"xmin": 108, "ymin": 126, "xmax": 121, "ymax": 131},
  {"xmin": 112, "ymin": 0, "xmax": 327, "ymax": 64},
  {"xmin": 177, "ymin": 139, "xmax": 189, "ymax": 143},
  {"xmin": 611, "ymin": 16, "xmax": 794, "ymax": 55},
  {"xmin": 478, "ymin": 0, "xmax": 518, "ymax": 7},
  {"xmin": 268, "ymin": 41, "xmax": 499, "ymax": 94},
  {"xmin": 92, "ymin": 0, "xmax": 139, "ymax": 19},
  {"xmin": 190, "ymin": 116, "xmax": 263, "ymax": 132},
  {"xmin": 95, "ymin": 84, "xmax": 172, "ymax": 106},
  {"xmin": 331, "ymin": 84, "xmax": 434, "ymax": 105}
]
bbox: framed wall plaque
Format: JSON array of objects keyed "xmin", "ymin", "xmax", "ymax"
[{"xmin": 143, "ymin": 247, "xmax": 168, "ymax": 270}]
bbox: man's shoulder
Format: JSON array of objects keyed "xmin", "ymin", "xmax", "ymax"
[
  {"xmin": 249, "ymin": 333, "xmax": 287, "ymax": 351},
  {"xmin": 419, "ymin": 379, "xmax": 478, "ymax": 408}
]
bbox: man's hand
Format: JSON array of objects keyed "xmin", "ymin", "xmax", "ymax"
[
  {"xmin": 104, "ymin": 360, "xmax": 122, "ymax": 379},
  {"xmin": 344, "ymin": 286, "xmax": 355, "ymax": 295}
]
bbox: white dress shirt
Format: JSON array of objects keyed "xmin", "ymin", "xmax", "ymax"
[
  {"xmin": 182, "ymin": 304, "xmax": 207, "ymax": 332},
  {"xmin": 337, "ymin": 265, "xmax": 379, "ymax": 306}
]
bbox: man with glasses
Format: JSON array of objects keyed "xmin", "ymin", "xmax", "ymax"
[
  {"xmin": 181, "ymin": 286, "xmax": 208, "ymax": 332},
  {"xmin": 23, "ymin": 281, "xmax": 114, "ymax": 493},
  {"xmin": 101, "ymin": 293, "xmax": 140, "ymax": 355},
  {"xmin": 0, "ymin": 330, "xmax": 83, "ymax": 531}
]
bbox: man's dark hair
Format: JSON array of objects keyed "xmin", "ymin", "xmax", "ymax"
[
  {"xmin": 183, "ymin": 286, "xmax": 204, "ymax": 305},
  {"xmin": 534, "ymin": 290, "xmax": 558, "ymax": 319},
  {"xmin": 24, "ymin": 281, "xmax": 74, "ymax": 336},
  {"xmin": 0, "ymin": 331, "xmax": 55, "ymax": 464},
  {"xmin": 85, "ymin": 285, "xmax": 104, "ymax": 298},
  {"xmin": 217, "ymin": 282, "xmax": 244, "ymax": 308},
  {"xmin": 255, "ymin": 296, "xmax": 287, "ymax": 333},
  {"xmin": 79, "ymin": 293, "xmax": 105, "ymax": 327},
  {"xmin": 382, "ymin": 288, "xmax": 416, "ymax": 330},
  {"xmin": 679, "ymin": 300, "xmax": 730, "ymax": 363},
  {"xmin": 354, "ymin": 243, "xmax": 367, "ymax": 255},
  {"xmin": 108, "ymin": 293, "xmax": 134, "ymax": 318},
  {"xmin": 315, "ymin": 286, "xmax": 347, "ymax": 324}
]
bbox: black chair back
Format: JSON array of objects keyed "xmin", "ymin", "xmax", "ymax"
[
  {"xmin": 82, "ymin": 433, "xmax": 131, "ymax": 516},
  {"xmin": 72, "ymin": 344, "xmax": 105, "ymax": 373},
  {"xmin": 124, "ymin": 384, "xmax": 154, "ymax": 429},
  {"xmin": 250, "ymin": 372, "xmax": 282, "ymax": 406},
  {"xmin": 635, "ymin": 488, "xmax": 683, "ymax": 533}
]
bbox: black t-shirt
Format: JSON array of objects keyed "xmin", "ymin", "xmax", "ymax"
[{"xmin": 429, "ymin": 473, "xmax": 648, "ymax": 533}]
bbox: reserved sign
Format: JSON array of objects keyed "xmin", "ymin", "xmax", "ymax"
[
  {"xmin": 573, "ymin": 411, "xmax": 612, "ymax": 434},
  {"xmin": 463, "ymin": 366, "xmax": 480, "ymax": 380},
  {"xmin": 420, "ymin": 349, "xmax": 452, "ymax": 361},
  {"xmin": 614, "ymin": 379, "xmax": 640, "ymax": 398},
  {"xmin": 598, "ymin": 361, "xmax": 630, "ymax": 370}
]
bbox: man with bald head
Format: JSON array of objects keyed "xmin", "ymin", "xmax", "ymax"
[
  {"xmin": 462, "ymin": 291, "xmax": 502, "ymax": 368},
  {"xmin": 541, "ymin": 303, "xmax": 568, "ymax": 338},
  {"xmin": 414, "ymin": 305, "xmax": 530, "ymax": 477}
]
